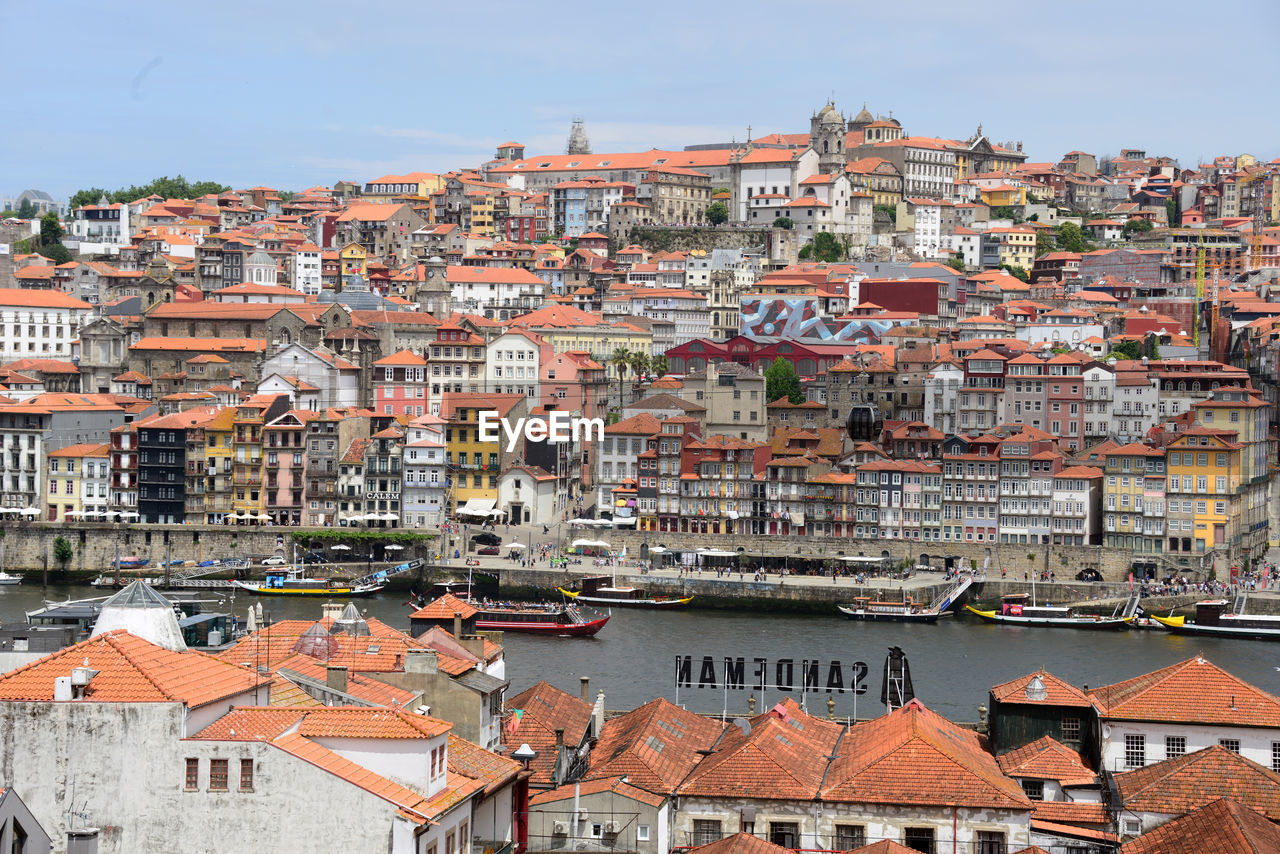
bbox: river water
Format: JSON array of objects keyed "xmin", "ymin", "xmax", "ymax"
[{"xmin": 6, "ymin": 584, "xmax": 1279, "ymax": 721}]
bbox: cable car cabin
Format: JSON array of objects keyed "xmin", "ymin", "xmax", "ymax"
[{"xmin": 846, "ymin": 404, "xmax": 883, "ymax": 443}]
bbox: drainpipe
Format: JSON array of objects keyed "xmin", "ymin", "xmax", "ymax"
[{"xmin": 953, "ymin": 805, "xmax": 958, "ymax": 854}]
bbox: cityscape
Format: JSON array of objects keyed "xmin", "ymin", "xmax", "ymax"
[{"xmin": 2, "ymin": 2, "xmax": 1280, "ymax": 853}]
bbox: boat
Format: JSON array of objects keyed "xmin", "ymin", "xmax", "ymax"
[
  {"xmin": 232, "ymin": 567, "xmax": 387, "ymax": 597},
  {"xmin": 1151, "ymin": 595, "xmax": 1280, "ymax": 640},
  {"xmin": 0, "ymin": 572, "xmax": 20, "ymax": 586},
  {"xmin": 119, "ymin": 556, "xmax": 149, "ymax": 569},
  {"xmin": 966, "ymin": 593, "xmax": 1133, "ymax": 630},
  {"xmin": 838, "ymin": 573, "xmax": 974, "ymax": 623},
  {"xmin": 557, "ymin": 575, "xmax": 692, "ymax": 608},
  {"xmin": 473, "ymin": 601, "xmax": 609, "ymax": 637}
]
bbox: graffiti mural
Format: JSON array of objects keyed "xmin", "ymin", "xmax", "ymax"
[{"xmin": 740, "ymin": 297, "xmax": 894, "ymax": 342}]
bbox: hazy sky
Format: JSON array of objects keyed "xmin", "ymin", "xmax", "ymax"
[{"xmin": 7, "ymin": 0, "xmax": 1279, "ymax": 200}]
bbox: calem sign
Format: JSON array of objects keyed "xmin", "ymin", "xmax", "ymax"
[{"xmin": 477, "ymin": 410, "xmax": 605, "ymax": 453}]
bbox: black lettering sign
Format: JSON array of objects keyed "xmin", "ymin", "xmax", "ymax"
[
  {"xmin": 753, "ymin": 658, "xmax": 768, "ymax": 692},
  {"xmin": 775, "ymin": 659, "xmax": 794, "ymax": 692},
  {"xmin": 724, "ymin": 657, "xmax": 745, "ymax": 690},
  {"xmin": 675, "ymin": 655, "xmax": 692, "ymax": 688},
  {"xmin": 852, "ymin": 660, "xmax": 868, "ymax": 695},
  {"xmin": 826, "ymin": 661, "xmax": 844, "ymax": 693},
  {"xmin": 698, "ymin": 656, "xmax": 717, "ymax": 689},
  {"xmin": 801, "ymin": 660, "xmax": 820, "ymax": 693}
]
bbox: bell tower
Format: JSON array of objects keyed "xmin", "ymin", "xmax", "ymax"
[{"xmin": 809, "ymin": 101, "xmax": 846, "ymax": 176}]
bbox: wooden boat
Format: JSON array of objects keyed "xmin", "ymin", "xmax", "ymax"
[
  {"xmin": 233, "ymin": 567, "xmax": 386, "ymax": 597},
  {"xmin": 473, "ymin": 601, "xmax": 609, "ymax": 637},
  {"xmin": 557, "ymin": 575, "xmax": 692, "ymax": 608},
  {"xmin": 965, "ymin": 593, "xmax": 1132, "ymax": 630},
  {"xmin": 0, "ymin": 571, "xmax": 20, "ymax": 586},
  {"xmin": 1152, "ymin": 597, "xmax": 1280, "ymax": 640},
  {"xmin": 838, "ymin": 573, "xmax": 973, "ymax": 623}
]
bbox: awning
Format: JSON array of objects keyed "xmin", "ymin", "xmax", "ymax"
[
  {"xmin": 612, "ymin": 516, "xmax": 637, "ymax": 526},
  {"xmin": 457, "ymin": 498, "xmax": 497, "ymax": 516},
  {"xmin": 725, "ymin": 510, "xmax": 740, "ymax": 520},
  {"xmin": 789, "ymin": 512, "xmax": 805, "ymax": 526}
]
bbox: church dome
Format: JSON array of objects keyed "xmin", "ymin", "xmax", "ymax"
[
  {"xmin": 247, "ymin": 249, "xmax": 275, "ymax": 267},
  {"xmin": 817, "ymin": 103, "xmax": 842, "ymax": 124},
  {"xmin": 852, "ymin": 105, "xmax": 874, "ymax": 124}
]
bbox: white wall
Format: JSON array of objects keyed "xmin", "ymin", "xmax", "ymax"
[{"xmin": 1100, "ymin": 719, "xmax": 1280, "ymax": 773}]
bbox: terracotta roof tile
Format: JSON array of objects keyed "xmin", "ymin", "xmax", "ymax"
[
  {"xmin": 585, "ymin": 697, "xmax": 724, "ymax": 794},
  {"xmin": 504, "ymin": 681, "xmax": 594, "ymax": 785},
  {"xmin": 1114, "ymin": 745, "xmax": 1280, "ymax": 820},
  {"xmin": 531, "ymin": 775, "xmax": 666, "ymax": 809},
  {"xmin": 1119, "ymin": 798, "xmax": 1280, "ymax": 854},
  {"xmin": 409, "ymin": 593, "xmax": 478, "ymax": 621},
  {"xmin": 1089, "ymin": 656, "xmax": 1280, "ymax": 727},
  {"xmin": 689, "ymin": 832, "xmax": 791, "ymax": 854},
  {"xmin": 991, "ymin": 669, "xmax": 1092, "ymax": 708},
  {"xmin": 298, "ymin": 707, "xmax": 451, "ymax": 739},
  {"xmin": 997, "ymin": 736, "xmax": 1097, "ymax": 787}
]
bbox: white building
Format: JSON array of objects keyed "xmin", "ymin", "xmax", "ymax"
[
  {"xmin": 1081, "ymin": 363, "xmax": 1115, "ymax": 446},
  {"xmin": 1113, "ymin": 371, "xmax": 1160, "ymax": 442},
  {"xmin": 1018, "ymin": 309, "xmax": 1106, "ymax": 347},
  {"xmin": 259, "ymin": 344, "xmax": 361, "ymax": 410},
  {"xmin": 904, "ymin": 198, "xmax": 943, "ymax": 258},
  {"xmin": 497, "ymin": 465, "xmax": 558, "ymax": 526},
  {"xmin": 484, "ymin": 329, "xmax": 543, "ymax": 399},
  {"xmin": 403, "ymin": 413, "xmax": 448, "ymax": 528},
  {"xmin": 447, "ymin": 266, "xmax": 546, "ymax": 320},
  {"xmin": 924, "ymin": 360, "xmax": 964, "ymax": 436},
  {"xmin": 1091, "ymin": 655, "xmax": 1280, "ymax": 774},
  {"xmin": 734, "ymin": 147, "xmax": 819, "ymax": 222},
  {"xmin": 0, "ymin": 289, "xmax": 94, "ymax": 360},
  {"xmin": 628, "ymin": 289, "xmax": 709, "ymax": 352},
  {"xmin": 294, "ymin": 243, "xmax": 323, "ymax": 294}
]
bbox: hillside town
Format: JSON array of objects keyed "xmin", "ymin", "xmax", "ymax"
[{"xmin": 2, "ymin": 99, "xmax": 1280, "ymax": 854}]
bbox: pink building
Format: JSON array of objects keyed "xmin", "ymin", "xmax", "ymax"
[
  {"xmin": 373, "ymin": 350, "xmax": 429, "ymax": 417},
  {"xmin": 263, "ymin": 410, "xmax": 316, "ymax": 526}
]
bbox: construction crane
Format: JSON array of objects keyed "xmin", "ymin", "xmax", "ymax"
[{"xmin": 1235, "ymin": 170, "xmax": 1268, "ymax": 270}]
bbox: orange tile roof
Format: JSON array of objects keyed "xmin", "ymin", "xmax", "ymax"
[
  {"xmin": 996, "ymin": 736, "xmax": 1096, "ymax": 786},
  {"xmin": 1030, "ymin": 801, "xmax": 1108, "ymax": 826},
  {"xmin": 1089, "ymin": 656, "xmax": 1280, "ymax": 727},
  {"xmin": 847, "ymin": 842, "xmax": 922, "ymax": 854},
  {"xmin": 409, "ymin": 593, "xmax": 478, "ymax": 621},
  {"xmin": 689, "ymin": 832, "xmax": 791, "ymax": 854},
  {"xmin": 270, "ymin": 731, "xmax": 433, "ymax": 822},
  {"xmin": 531, "ymin": 775, "xmax": 666, "ymax": 809},
  {"xmin": 1114, "ymin": 745, "xmax": 1280, "ymax": 820},
  {"xmin": 0, "ymin": 630, "xmax": 266, "ymax": 707},
  {"xmin": 0, "ymin": 288, "xmax": 93, "ymax": 309},
  {"xmin": 586, "ymin": 697, "xmax": 724, "ymax": 794},
  {"xmin": 504, "ymin": 680, "xmax": 594, "ymax": 785},
  {"xmin": 991, "ymin": 669, "xmax": 1092, "ymax": 708},
  {"xmin": 1118, "ymin": 798, "xmax": 1280, "ymax": 854},
  {"xmin": 822, "ymin": 700, "xmax": 1031, "ymax": 810},
  {"xmin": 299, "ymin": 707, "xmax": 452, "ymax": 739},
  {"xmin": 271, "ymin": 653, "xmax": 419, "ymax": 707}
]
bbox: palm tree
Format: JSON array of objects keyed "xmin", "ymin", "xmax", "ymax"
[
  {"xmin": 650, "ymin": 355, "xmax": 668, "ymax": 377},
  {"xmin": 609, "ymin": 346, "xmax": 631, "ymax": 412},
  {"xmin": 628, "ymin": 350, "xmax": 651, "ymax": 385}
]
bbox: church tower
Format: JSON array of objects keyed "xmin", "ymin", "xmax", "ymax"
[{"xmin": 809, "ymin": 102, "xmax": 846, "ymax": 176}]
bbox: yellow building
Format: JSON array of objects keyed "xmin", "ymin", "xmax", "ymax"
[
  {"xmin": 339, "ymin": 242, "xmax": 368, "ymax": 277},
  {"xmin": 979, "ymin": 185, "xmax": 1028, "ymax": 208},
  {"xmin": 441, "ymin": 393, "xmax": 528, "ymax": 516},
  {"xmin": 991, "ymin": 227, "xmax": 1036, "ymax": 270},
  {"xmin": 187, "ymin": 407, "xmax": 236, "ymax": 523},
  {"xmin": 45, "ymin": 443, "xmax": 109, "ymax": 523},
  {"xmin": 1192, "ymin": 389, "xmax": 1271, "ymax": 556},
  {"xmin": 467, "ymin": 192, "xmax": 496, "ymax": 237},
  {"xmin": 1166, "ymin": 426, "xmax": 1241, "ymax": 554},
  {"xmin": 1102, "ymin": 443, "xmax": 1166, "ymax": 553},
  {"xmin": 231, "ymin": 400, "xmax": 269, "ymax": 519}
]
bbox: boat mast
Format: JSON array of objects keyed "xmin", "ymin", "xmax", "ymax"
[{"xmin": 113, "ymin": 542, "xmax": 120, "ymax": 586}]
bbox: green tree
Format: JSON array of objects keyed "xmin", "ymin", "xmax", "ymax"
[
  {"xmin": 1142, "ymin": 334, "xmax": 1160, "ymax": 360},
  {"xmin": 40, "ymin": 212, "xmax": 64, "ymax": 246},
  {"xmin": 278, "ymin": 190, "xmax": 296, "ymax": 202},
  {"xmin": 713, "ymin": 187, "xmax": 730, "ymax": 195},
  {"xmin": 998, "ymin": 264, "xmax": 1030, "ymax": 282},
  {"xmin": 627, "ymin": 350, "xmax": 651, "ymax": 382},
  {"xmin": 69, "ymin": 175, "xmax": 231, "ymax": 208},
  {"xmin": 873, "ymin": 203, "xmax": 897, "ymax": 226},
  {"xmin": 772, "ymin": 217, "xmax": 794, "ymax": 230},
  {"xmin": 1109, "ymin": 340, "xmax": 1143, "ymax": 361},
  {"xmin": 41, "ymin": 243, "xmax": 73, "ymax": 264},
  {"xmin": 68, "ymin": 188, "xmax": 112, "ymax": 210},
  {"xmin": 1055, "ymin": 221, "xmax": 1086, "ymax": 253},
  {"xmin": 946, "ymin": 257, "xmax": 966, "ymax": 271},
  {"xmin": 609, "ymin": 347, "xmax": 631, "ymax": 410},
  {"xmin": 1166, "ymin": 198, "xmax": 1178, "ymax": 226},
  {"xmin": 765, "ymin": 356, "xmax": 804, "ymax": 405},
  {"xmin": 16, "ymin": 199, "xmax": 37, "ymax": 219},
  {"xmin": 704, "ymin": 201, "xmax": 729, "ymax": 226},
  {"xmin": 650, "ymin": 355, "xmax": 668, "ymax": 376},
  {"xmin": 1122, "ymin": 218, "xmax": 1153, "ymax": 238},
  {"xmin": 992, "ymin": 206, "xmax": 1018, "ymax": 221},
  {"xmin": 53, "ymin": 535, "xmax": 73, "ymax": 569},
  {"xmin": 798, "ymin": 231, "xmax": 848, "ymax": 263},
  {"xmin": 1035, "ymin": 230, "xmax": 1056, "ymax": 258}
]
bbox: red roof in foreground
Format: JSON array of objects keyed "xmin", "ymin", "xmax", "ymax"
[
  {"xmin": 1119, "ymin": 797, "xmax": 1280, "ymax": 854},
  {"xmin": 1089, "ymin": 656, "xmax": 1280, "ymax": 727},
  {"xmin": 689, "ymin": 832, "xmax": 791, "ymax": 854},
  {"xmin": 1114, "ymin": 745, "xmax": 1280, "ymax": 820}
]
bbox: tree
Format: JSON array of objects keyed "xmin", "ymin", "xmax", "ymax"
[
  {"xmin": 1109, "ymin": 340, "xmax": 1143, "ymax": 361},
  {"xmin": 627, "ymin": 350, "xmax": 651, "ymax": 383},
  {"xmin": 1165, "ymin": 198, "xmax": 1178, "ymax": 227},
  {"xmin": 992, "ymin": 205, "xmax": 1018, "ymax": 221},
  {"xmin": 69, "ymin": 175, "xmax": 231, "ymax": 209},
  {"xmin": 874, "ymin": 203, "xmax": 897, "ymax": 226},
  {"xmin": 650, "ymin": 355, "xmax": 668, "ymax": 376},
  {"xmin": 1122, "ymin": 218, "xmax": 1153, "ymax": 238},
  {"xmin": 16, "ymin": 199, "xmax": 37, "ymax": 219},
  {"xmin": 998, "ymin": 264, "xmax": 1029, "ymax": 282},
  {"xmin": 704, "ymin": 202, "xmax": 729, "ymax": 226},
  {"xmin": 1035, "ymin": 230, "xmax": 1056, "ymax": 258},
  {"xmin": 713, "ymin": 187, "xmax": 730, "ymax": 195},
  {"xmin": 772, "ymin": 217, "xmax": 794, "ymax": 230},
  {"xmin": 53, "ymin": 535, "xmax": 73, "ymax": 570},
  {"xmin": 1055, "ymin": 221, "xmax": 1086, "ymax": 253},
  {"xmin": 40, "ymin": 212, "xmax": 64, "ymax": 247},
  {"xmin": 1142, "ymin": 334, "xmax": 1160, "ymax": 360},
  {"xmin": 67, "ymin": 188, "xmax": 111, "ymax": 210},
  {"xmin": 946, "ymin": 257, "xmax": 966, "ymax": 271},
  {"xmin": 798, "ymin": 231, "xmax": 848, "ymax": 263},
  {"xmin": 765, "ymin": 357, "xmax": 804, "ymax": 405},
  {"xmin": 609, "ymin": 346, "xmax": 631, "ymax": 410},
  {"xmin": 41, "ymin": 243, "xmax": 73, "ymax": 264}
]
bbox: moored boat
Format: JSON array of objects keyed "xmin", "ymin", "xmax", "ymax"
[
  {"xmin": 233, "ymin": 567, "xmax": 386, "ymax": 597},
  {"xmin": 557, "ymin": 575, "xmax": 692, "ymax": 608},
  {"xmin": 838, "ymin": 573, "xmax": 973, "ymax": 623},
  {"xmin": 966, "ymin": 593, "xmax": 1132, "ymax": 630},
  {"xmin": 474, "ymin": 601, "xmax": 609, "ymax": 637},
  {"xmin": 0, "ymin": 571, "xmax": 21, "ymax": 586},
  {"xmin": 1152, "ymin": 598, "xmax": 1280, "ymax": 640}
]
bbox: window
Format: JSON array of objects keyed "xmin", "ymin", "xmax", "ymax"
[
  {"xmin": 1021, "ymin": 779, "xmax": 1044, "ymax": 800},
  {"xmin": 769, "ymin": 822, "xmax": 799, "ymax": 849},
  {"xmin": 1272, "ymin": 742, "xmax": 1280, "ymax": 773},
  {"xmin": 1165, "ymin": 736, "xmax": 1186, "ymax": 759},
  {"xmin": 976, "ymin": 831, "xmax": 1006, "ymax": 854},
  {"xmin": 637, "ymin": 825, "xmax": 650, "ymax": 842},
  {"xmin": 209, "ymin": 758, "xmax": 229, "ymax": 790},
  {"xmin": 1219, "ymin": 738, "xmax": 1240, "ymax": 753},
  {"xmin": 446, "ymin": 831, "xmax": 456, "ymax": 854},
  {"xmin": 834, "ymin": 825, "xmax": 866, "ymax": 850},
  {"xmin": 903, "ymin": 827, "xmax": 935, "ymax": 853},
  {"xmin": 185, "ymin": 757, "xmax": 199, "ymax": 791},
  {"xmin": 1125, "ymin": 734, "xmax": 1146, "ymax": 768},
  {"xmin": 692, "ymin": 820, "xmax": 722, "ymax": 846}
]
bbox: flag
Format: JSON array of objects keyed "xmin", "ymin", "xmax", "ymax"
[{"xmin": 507, "ymin": 709, "xmax": 523, "ymax": 733}]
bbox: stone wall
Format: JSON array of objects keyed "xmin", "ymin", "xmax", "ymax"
[{"xmin": 612, "ymin": 226, "xmax": 773, "ymax": 255}]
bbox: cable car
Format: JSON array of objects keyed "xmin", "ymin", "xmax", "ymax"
[{"xmin": 846, "ymin": 404, "xmax": 883, "ymax": 443}]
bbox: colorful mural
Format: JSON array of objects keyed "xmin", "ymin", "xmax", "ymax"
[{"xmin": 740, "ymin": 296, "xmax": 895, "ymax": 342}]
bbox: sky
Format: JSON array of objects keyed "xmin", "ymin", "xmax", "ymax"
[{"xmin": 6, "ymin": 0, "xmax": 1280, "ymax": 201}]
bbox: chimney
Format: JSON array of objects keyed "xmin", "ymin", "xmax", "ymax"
[
  {"xmin": 403, "ymin": 648, "xmax": 439, "ymax": 675},
  {"xmin": 594, "ymin": 689, "xmax": 606, "ymax": 737},
  {"xmin": 579, "ymin": 676, "xmax": 590, "ymax": 702},
  {"xmin": 326, "ymin": 665, "xmax": 348, "ymax": 694},
  {"xmin": 67, "ymin": 828, "xmax": 100, "ymax": 854},
  {"xmin": 453, "ymin": 612, "xmax": 463, "ymax": 638},
  {"xmin": 321, "ymin": 602, "xmax": 344, "ymax": 622},
  {"xmin": 554, "ymin": 727, "xmax": 565, "ymax": 777}
]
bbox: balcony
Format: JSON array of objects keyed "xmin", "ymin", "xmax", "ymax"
[{"xmin": 232, "ymin": 473, "xmax": 262, "ymax": 486}]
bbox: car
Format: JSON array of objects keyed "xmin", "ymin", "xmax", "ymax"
[
  {"xmin": 477, "ymin": 546, "xmax": 500, "ymax": 556},
  {"xmin": 298, "ymin": 550, "xmax": 326, "ymax": 564},
  {"xmin": 471, "ymin": 533, "xmax": 502, "ymax": 547},
  {"xmin": 261, "ymin": 555, "xmax": 287, "ymax": 566}
]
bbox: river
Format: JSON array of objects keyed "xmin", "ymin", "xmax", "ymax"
[{"xmin": 5, "ymin": 584, "xmax": 1279, "ymax": 721}]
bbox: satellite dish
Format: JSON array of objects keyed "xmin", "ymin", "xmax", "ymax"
[{"xmin": 733, "ymin": 717, "xmax": 751, "ymax": 736}]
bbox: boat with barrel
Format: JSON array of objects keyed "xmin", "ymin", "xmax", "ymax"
[
  {"xmin": 557, "ymin": 575, "xmax": 693, "ymax": 609},
  {"xmin": 966, "ymin": 592, "xmax": 1134, "ymax": 630},
  {"xmin": 233, "ymin": 566, "xmax": 387, "ymax": 597},
  {"xmin": 1151, "ymin": 594, "xmax": 1280, "ymax": 640},
  {"xmin": 838, "ymin": 572, "xmax": 975, "ymax": 623},
  {"xmin": 473, "ymin": 600, "xmax": 609, "ymax": 637}
]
